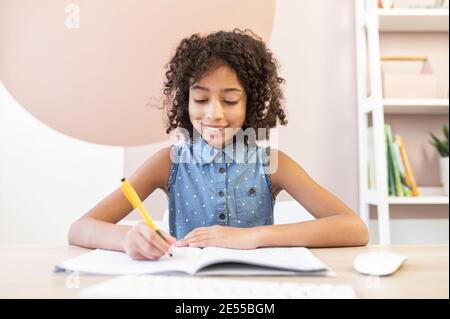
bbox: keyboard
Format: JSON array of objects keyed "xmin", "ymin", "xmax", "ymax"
[{"xmin": 81, "ymin": 275, "xmax": 356, "ymax": 299}]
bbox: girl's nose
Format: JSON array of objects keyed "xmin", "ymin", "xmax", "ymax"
[{"xmin": 205, "ymin": 99, "xmax": 224, "ymax": 120}]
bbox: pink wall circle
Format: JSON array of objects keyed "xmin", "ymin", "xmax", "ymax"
[{"xmin": 0, "ymin": 0, "xmax": 275, "ymax": 146}]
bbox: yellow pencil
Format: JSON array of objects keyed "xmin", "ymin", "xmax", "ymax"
[{"xmin": 121, "ymin": 178, "xmax": 173, "ymax": 257}]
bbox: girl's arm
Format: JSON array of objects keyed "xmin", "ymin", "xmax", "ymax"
[
  {"xmin": 255, "ymin": 148, "xmax": 369, "ymax": 247},
  {"xmin": 68, "ymin": 147, "xmax": 173, "ymax": 252}
]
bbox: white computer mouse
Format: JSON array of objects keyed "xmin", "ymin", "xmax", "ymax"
[{"xmin": 353, "ymin": 251, "xmax": 407, "ymax": 276}]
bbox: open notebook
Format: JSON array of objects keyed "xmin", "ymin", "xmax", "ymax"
[{"xmin": 55, "ymin": 247, "xmax": 332, "ymax": 276}]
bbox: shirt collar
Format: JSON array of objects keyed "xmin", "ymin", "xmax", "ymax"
[{"xmin": 192, "ymin": 137, "xmax": 257, "ymax": 165}]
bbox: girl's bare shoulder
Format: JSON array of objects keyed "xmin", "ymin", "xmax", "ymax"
[
  {"xmin": 131, "ymin": 146, "xmax": 173, "ymax": 194},
  {"xmin": 264, "ymin": 147, "xmax": 297, "ymax": 192}
]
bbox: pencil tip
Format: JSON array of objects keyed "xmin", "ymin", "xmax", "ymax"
[
  {"xmin": 169, "ymin": 253, "xmax": 173, "ymax": 257},
  {"xmin": 121, "ymin": 177, "xmax": 125, "ymax": 182}
]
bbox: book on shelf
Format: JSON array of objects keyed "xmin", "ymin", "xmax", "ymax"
[
  {"xmin": 366, "ymin": 125, "xmax": 419, "ymax": 197},
  {"xmin": 385, "ymin": 124, "xmax": 401, "ymax": 196},
  {"xmin": 395, "ymin": 134, "xmax": 420, "ymax": 196},
  {"xmin": 392, "ymin": 141, "xmax": 413, "ymax": 196},
  {"xmin": 384, "ymin": 124, "xmax": 420, "ymax": 197}
]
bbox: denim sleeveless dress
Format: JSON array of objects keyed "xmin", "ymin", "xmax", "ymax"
[{"xmin": 167, "ymin": 137, "xmax": 275, "ymax": 240}]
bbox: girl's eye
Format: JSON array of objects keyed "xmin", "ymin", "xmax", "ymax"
[
  {"xmin": 194, "ymin": 99, "xmax": 239, "ymax": 105},
  {"xmin": 224, "ymin": 100, "xmax": 239, "ymax": 105}
]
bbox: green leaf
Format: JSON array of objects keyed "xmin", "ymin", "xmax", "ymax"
[{"xmin": 430, "ymin": 126, "xmax": 449, "ymax": 157}]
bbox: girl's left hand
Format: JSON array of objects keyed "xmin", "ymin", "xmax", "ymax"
[{"xmin": 175, "ymin": 225, "xmax": 259, "ymax": 250}]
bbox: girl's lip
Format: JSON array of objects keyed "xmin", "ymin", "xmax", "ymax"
[{"xmin": 201, "ymin": 123, "xmax": 228, "ymax": 128}]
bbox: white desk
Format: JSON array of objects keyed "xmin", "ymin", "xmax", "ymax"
[{"xmin": 0, "ymin": 245, "xmax": 448, "ymax": 298}]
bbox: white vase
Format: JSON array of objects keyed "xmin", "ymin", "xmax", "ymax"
[{"xmin": 440, "ymin": 157, "xmax": 449, "ymax": 196}]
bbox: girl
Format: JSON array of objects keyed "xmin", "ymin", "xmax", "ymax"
[{"xmin": 68, "ymin": 29, "xmax": 368, "ymax": 260}]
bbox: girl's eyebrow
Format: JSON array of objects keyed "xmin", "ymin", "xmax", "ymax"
[{"xmin": 191, "ymin": 85, "xmax": 242, "ymax": 93}]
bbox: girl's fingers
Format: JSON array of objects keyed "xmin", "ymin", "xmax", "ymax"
[
  {"xmin": 176, "ymin": 235, "xmax": 209, "ymax": 247},
  {"xmin": 138, "ymin": 225, "xmax": 172, "ymax": 254},
  {"xmin": 186, "ymin": 234, "xmax": 211, "ymax": 243},
  {"xmin": 158, "ymin": 229, "xmax": 177, "ymax": 244},
  {"xmin": 176, "ymin": 227, "xmax": 220, "ymax": 247},
  {"xmin": 185, "ymin": 234, "xmax": 211, "ymax": 245},
  {"xmin": 188, "ymin": 239, "xmax": 213, "ymax": 248},
  {"xmin": 128, "ymin": 250, "xmax": 147, "ymax": 260},
  {"xmin": 182, "ymin": 228, "xmax": 207, "ymax": 241},
  {"xmin": 136, "ymin": 233, "xmax": 164, "ymax": 259},
  {"xmin": 151, "ymin": 232, "xmax": 172, "ymax": 255},
  {"xmin": 153, "ymin": 230, "xmax": 176, "ymax": 255},
  {"xmin": 174, "ymin": 240, "xmax": 188, "ymax": 247}
]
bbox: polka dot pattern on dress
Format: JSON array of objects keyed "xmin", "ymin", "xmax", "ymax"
[{"xmin": 167, "ymin": 138, "xmax": 274, "ymax": 239}]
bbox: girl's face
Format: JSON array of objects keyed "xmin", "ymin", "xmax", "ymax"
[{"xmin": 189, "ymin": 64, "xmax": 247, "ymax": 149}]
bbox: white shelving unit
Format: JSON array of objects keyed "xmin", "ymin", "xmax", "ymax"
[
  {"xmin": 354, "ymin": 1, "xmax": 449, "ymax": 244},
  {"xmin": 378, "ymin": 8, "xmax": 449, "ymax": 32},
  {"xmin": 388, "ymin": 187, "xmax": 449, "ymax": 204},
  {"xmin": 383, "ymin": 98, "xmax": 449, "ymax": 114}
]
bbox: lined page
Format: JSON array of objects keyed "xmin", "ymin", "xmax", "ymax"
[
  {"xmin": 56, "ymin": 247, "xmax": 202, "ymax": 275},
  {"xmin": 195, "ymin": 247, "xmax": 329, "ymax": 273}
]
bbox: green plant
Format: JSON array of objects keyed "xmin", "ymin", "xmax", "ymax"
[{"xmin": 430, "ymin": 124, "xmax": 449, "ymax": 157}]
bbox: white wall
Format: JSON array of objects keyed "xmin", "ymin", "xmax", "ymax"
[
  {"xmin": 0, "ymin": 83, "xmax": 124, "ymax": 245},
  {"xmin": 269, "ymin": 0, "xmax": 359, "ymax": 209},
  {"xmin": 369, "ymin": 219, "xmax": 449, "ymax": 244}
]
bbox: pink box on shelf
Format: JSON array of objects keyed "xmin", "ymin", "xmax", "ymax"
[{"xmin": 381, "ymin": 57, "xmax": 438, "ymax": 99}]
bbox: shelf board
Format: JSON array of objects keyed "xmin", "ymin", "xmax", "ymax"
[
  {"xmin": 365, "ymin": 187, "xmax": 449, "ymax": 205},
  {"xmin": 377, "ymin": 9, "xmax": 449, "ymax": 32},
  {"xmin": 383, "ymin": 98, "xmax": 449, "ymax": 114},
  {"xmin": 388, "ymin": 195, "xmax": 449, "ymax": 204},
  {"xmin": 388, "ymin": 187, "xmax": 449, "ymax": 204}
]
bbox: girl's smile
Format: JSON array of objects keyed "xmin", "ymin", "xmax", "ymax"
[{"xmin": 201, "ymin": 122, "xmax": 229, "ymax": 140}]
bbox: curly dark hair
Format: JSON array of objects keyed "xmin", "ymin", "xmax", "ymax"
[{"xmin": 162, "ymin": 28, "xmax": 288, "ymax": 141}]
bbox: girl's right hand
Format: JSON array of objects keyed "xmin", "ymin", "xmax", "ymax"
[{"xmin": 123, "ymin": 221, "xmax": 176, "ymax": 260}]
